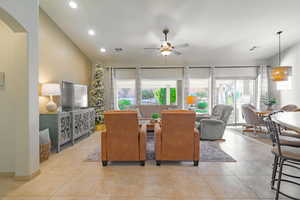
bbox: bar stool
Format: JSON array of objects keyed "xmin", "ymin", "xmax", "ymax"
[{"xmin": 264, "ymin": 113, "xmax": 300, "ymax": 200}]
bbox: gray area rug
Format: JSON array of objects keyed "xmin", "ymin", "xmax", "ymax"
[{"xmin": 87, "ymin": 132, "xmax": 236, "ymax": 162}]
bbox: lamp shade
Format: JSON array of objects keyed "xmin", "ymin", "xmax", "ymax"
[
  {"xmin": 186, "ymin": 96, "xmax": 197, "ymax": 105},
  {"xmin": 271, "ymin": 66, "xmax": 289, "ymax": 81},
  {"xmin": 41, "ymin": 83, "xmax": 61, "ymax": 96}
]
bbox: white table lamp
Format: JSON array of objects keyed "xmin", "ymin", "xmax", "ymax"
[{"xmin": 42, "ymin": 83, "xmax": 61, "ymax": 112}]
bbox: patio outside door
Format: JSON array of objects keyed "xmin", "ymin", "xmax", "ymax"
[{"xmin": 215, "ymin": 79, "xmax": 255, "ymax": 125}]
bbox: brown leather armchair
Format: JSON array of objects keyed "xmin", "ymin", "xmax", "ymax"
[
  {"xmin": 101, "ymin": 111, "xmax": 146, "ymax": 166},
  {"xmin": 155, "ymin": 110, "xmax": 200, "ymax": 166}
]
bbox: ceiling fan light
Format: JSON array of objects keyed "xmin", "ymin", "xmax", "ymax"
[
  {"xmin": 161, "ymin": 49, "xmax": 172, "ymax": 56},
  {"xmin": 162, "ymin": 41, "xmax": 168, "ymax": 46}
]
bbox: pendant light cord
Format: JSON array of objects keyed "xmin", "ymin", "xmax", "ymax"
[{"xmin": 277, "ymin": 31, "xmax": 282, "ymax": 65}]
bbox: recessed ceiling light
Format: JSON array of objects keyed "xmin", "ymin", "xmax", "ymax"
[
  {"xmin": 88, "ymin": 29, "xmax": 95, "ymax": 36},
  {"xmin": 100, "ymin": 48, "xmax": 106, "ymax": 53},
  {"xmin": 69, "ymin": 1, "xmax": 78, "ymax": 9}
]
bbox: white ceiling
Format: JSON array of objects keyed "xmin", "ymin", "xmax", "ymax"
[{"xmin": 40, "ymin": 0, "xmax": 300, "ymax": 66}]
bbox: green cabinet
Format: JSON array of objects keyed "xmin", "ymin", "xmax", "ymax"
[{"xmin": 39, "ymin": 108, "xmax": 95, "ymax": 152}]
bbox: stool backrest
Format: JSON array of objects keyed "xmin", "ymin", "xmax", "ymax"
[{"xmin": 264, "ymin": 111, "xmax": 284, "ymax": 155}]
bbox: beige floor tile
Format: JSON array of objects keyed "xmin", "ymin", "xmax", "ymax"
[
  {"xmin": 204, "ymin": 175, "xmax": 259, "ymax": 199},
  {"xmin": 0, "ymin": 178, "xmax": 25, "ymax": 197},
  {"xmin": 50, "ymin": 197, "xmax": 109, "ymax": 200},
  {"xmin": 0, "ymin": 197, "xmax": 50, "ymax": 200},
  {"xmin": 52, "ymin": 179, "xmax": 98, "ymax": 197},
  {"xmin": 1, "ymin": 129, "xmax": 292, "ymax": 200},
  {"xmin": 5, "ymin": 178, "xmax": 65, "ymax": 197}
]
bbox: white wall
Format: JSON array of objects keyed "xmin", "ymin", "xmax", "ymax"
[
  {"xmin": 0, "ymin": 21, "xmax": 27, "ymax": 172},
  {"xmin": 0, "ymin": 0, "xmax": 39, "ymax": 177},
  {"xmin": 266, "ymin": 43, "xmax": 300, "ymax": 106}
]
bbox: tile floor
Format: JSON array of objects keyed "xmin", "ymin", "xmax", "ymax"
[{"xmin": 0, "ymin": 128, "xmax": 300, "ymax": 200}]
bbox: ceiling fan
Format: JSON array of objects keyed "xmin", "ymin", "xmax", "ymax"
[{"xmin": 144, "ymin": 29, "xmax": 189, "ymax": 56}]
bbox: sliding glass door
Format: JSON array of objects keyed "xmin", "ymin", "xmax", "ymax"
[{"xmin": 215, "ymin": 79, "xmax": 255, "ymax": 125}]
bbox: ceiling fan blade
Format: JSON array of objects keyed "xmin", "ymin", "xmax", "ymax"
[
  {"xmin": 173, "ymin": 50, "xmax": 182, "ymax": 55},
  {"xmin": 144, "ymin": 47, "xmax": 160, "ymax": 50},
  {"xmin": 175, "ymin": 43, "xmax": 189, "ymax": 48}
]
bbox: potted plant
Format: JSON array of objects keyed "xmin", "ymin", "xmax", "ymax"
[
  {"xmin": 151, "ymin": 113, "xmax": 160, "ymax": 123},
  {"xmin": 261, "ymin": 96, "xmax": 277, "ymax": 110}
]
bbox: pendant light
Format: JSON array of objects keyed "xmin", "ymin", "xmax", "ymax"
[{"xmin": 271, "ymin": 31, "xmax": 290, "ymax": 81}]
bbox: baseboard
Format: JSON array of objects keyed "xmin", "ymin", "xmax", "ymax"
[
  {"xmin": 14, "ymin": 169, "xmax": 41, "ymax": 181},
  {"xmin": 0, "ymin": 172, "xmax": 15, "ymax": 177}
]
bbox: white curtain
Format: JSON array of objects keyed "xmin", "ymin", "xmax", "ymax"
[
  {"xmin": 256, "ymin": 65, "xmax": 271, "ymax": 109},
  {"xmin": 183, "ymin": 66, "xmax": 190, "ymax": 109},
  {"xmin": 135, "ymin": 67, "xmax": 141, "ymax": 105},
  {"xmin": 104, "ymin": 67, "xmax": 116, "ymax": 110}
]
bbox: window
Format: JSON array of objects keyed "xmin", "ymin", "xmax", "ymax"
[
  {"xmin": 141, "ymin": 80, "xmax": 177, "ymax": 105},
  {"xmin": 189, "ymin": 79, "xmax": 209, "ymax": 113},
  {"xmin": 116, "ymin": 80, "xmax": 135, "ymax": 110}
]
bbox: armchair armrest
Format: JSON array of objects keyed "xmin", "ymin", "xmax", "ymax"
[
  {"xmin": 139, "ymin": 124, "xmax": 147, "ymax": 161},
  {"xmin": 154, "ymin": 123, "xmax": 161, "ymax": 134},
  {"xmin": 201, "ymin": 119, "xmax": 225, "ymax": 126},
  {"xmin": 200, "ymin": 119, "xmax": 226, "ymax": 140},
  {"xmin": 154, "ymin": 123, "xmax": 162, "ymax": 160},
  {"xmin": 195, "ymin": 114, "xmax": 211, "ymax": 122},
  {"xmin": 101, "ymin": 131, "xmax": 108, "ymax": 161},
  {"xmin": 194, "ymin": 128, "xmax": 200, "ymax": 138}
]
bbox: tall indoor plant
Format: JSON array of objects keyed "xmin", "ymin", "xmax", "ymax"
[{"xmin": 89, "ymin": 65, "xmax": 105, "ymax": 124}]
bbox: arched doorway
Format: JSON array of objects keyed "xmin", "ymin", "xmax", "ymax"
[{"xmin": 0, "ymin": 6, "xmax": 39, "ymax": 179}]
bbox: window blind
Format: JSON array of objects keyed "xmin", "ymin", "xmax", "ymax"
[
  {"xmin": 214, "ymin": 67, "xmax": 258, "ymax": 80},
  {"xmin": 141, "ymin": 68, "xmax": 183, "ymax": 80},
  {"xmin": 189, "ymin": 68, "xmax": 210, "ymax": 79},
  {"xmin": 115, "ymin": 69, "xmax": 136, "ymax": 80}
]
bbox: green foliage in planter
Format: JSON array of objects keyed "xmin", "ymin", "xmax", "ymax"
[
  {"xmin": 118, "ymin": 99, "xmax": 132, "ymax": 110},
  {"xmin": 197, "ymin": 101, "xmax": 208, "ymax": 109},
  {"xmin": 151, "ymin": 113, "xmax": 160, "ymax": 119},
  {"xmin": 261, "ymin": 96, "xmax": 277, "ymax": 106}
]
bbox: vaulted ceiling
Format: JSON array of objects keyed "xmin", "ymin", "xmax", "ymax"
[{"xmin": 40, "ymin": 0, "xmax": 300, "ymax": 66}]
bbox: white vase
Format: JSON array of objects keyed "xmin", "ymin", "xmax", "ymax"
[{"xmin": 46, "ymin": 96, "xmax": 57, "ymax": 112}]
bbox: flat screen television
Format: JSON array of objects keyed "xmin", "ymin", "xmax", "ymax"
[{"xmin": 61, "ymin": 81, "xmax": 88, "ymax": 110}]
